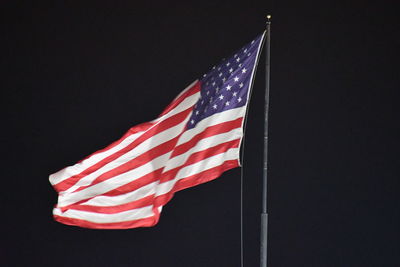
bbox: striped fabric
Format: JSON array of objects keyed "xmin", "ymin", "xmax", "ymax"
[{"xmin": 49, "ymin": 33, "xmax": 265, "ymax": 229}]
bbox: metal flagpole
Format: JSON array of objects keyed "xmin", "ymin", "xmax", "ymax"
[{"xmin": 260, "ymin": 14, "xmax": 271, "ymax": 267}]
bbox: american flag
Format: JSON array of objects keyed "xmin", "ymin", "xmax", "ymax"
[{"xmin": 49, "ymin": 33, "xmax": 265, "ymax": 229}]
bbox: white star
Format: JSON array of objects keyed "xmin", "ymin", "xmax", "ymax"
[
  {"xmin": 233, "ymin": 91, "xmax": 237, "ymax": 97},
  {"xmin": 244, "ymin": 48, "xmax": 247, "ymax": 53},
  {"xmin": 206, "ymin": 91, "xmax": 209, "ymax": 95},
  {"xmin": 234, "ymin": 76, "xmax": 239, "ymax": 82},
  {"xmin": 238, "ymin": 97, "xmax": 242, "ymax": 102},
  {"xmin": 239, "ymin": 82, "xmax": 244, "ymax": 88},
  {"xmin": 201, "ymin": 100, "xmax": 204, "ymax": 105},
  {"xmin": 239, "ymin": 63, "xmax": 242, "ymax": 67},
  {"xmin": 226, "ymin": 85, "xmax": 232, "ymax": 90},
  {"xmin": 225, "ymin": 101, "xmax": 230, "ymax": 106},
  {"xmin": 219, "ymin": 72, "xmax": 223, "ymax": 77},
  {"xmin": 203, "ymin": 74, "xmax": 207, "ymax": 77},
  {"xmin": 216, "ymin": 87, "xmax": 219, "ymax": 92},
  {"xmin": 212, "ymin": 66, "xmax": 216, "ymax": 69},
  {"xmin": 226, "ymin": 62, "xmax": 230, "ymax": 66},
  {"xmin": 236, "ymin": 57, "xmax": 240, "ymax": 62},
  {"xmin": 195, "ymin": 110, "xmax": 199, "ymax": 115},
  {"xmin": 242, "ymin": 68, "xmax": 247, "ymax": 73},
  {"xmin": 209, "ymin": 97, "xmax": 213, "ymax": 103},
  {"xmin": 219, "ymin": 95, "xmax": 224, "ymax": 100},
  {"xmin": 234, "ymin": 54, "xmax": 238, "ymax": 58},
  {"xmin": 251, "ymin": 40, "xmax": 255, "ymax": 44},
  {"xmin": 218, "ymin": 67, "xmax": 221, "ymax": 71},
  {"xmin": 213, "ymin": 104, "xmax": 217, "ymax": 109},
  {"xmin": 212, "ymin": 81, "xmax": 216, "ymax": 86},
  {"xmin": 222, "ymin": 77, "xmax": 226, "ymax": 82},
  {"xmin": 229, "ymin": 68, "xmax": 233, "ymax": 73},
  {"xmin": 191, "ymin": 119, "xmax": 195, "ymax": 124},
  {"xmin": 248, "ymin": 53, "xmax": 251, "ymax": 56}
]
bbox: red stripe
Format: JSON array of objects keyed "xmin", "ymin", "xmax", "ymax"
[
  {"xmin": 54, "ymin": 107, "xmax": 193, "ymax": 193},
  {"xmin": 53, "ymin": 214, "xmax": 158, "ymax": 229},
  {"xmin": 158, "ymin": 81, "xmax": 200, "ymax": 117},
  {"xmin": 102, "ymin": 168, "xmax": 163, "ymax": 196},
  {"xmin": 170, "ymin": 117, "xmax": 243, "ymax": 158},
  {"xmin": 154, "ymin": 160, "xmax": 239, "ymax": 208},
  {"xmin": 161, "ymin": 139, "xmax": 241, "ymax": 183},
  {"xmin": 67, "ymin": 195, "xmax": 155, "ymax": 214}
]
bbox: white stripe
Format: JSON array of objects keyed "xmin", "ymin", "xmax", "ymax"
[
  {"xmin": 154, "ymin": 91, "xmax": 200, "ymax": 122},
  {"xmin": 175, "ymin": 147, "xmax": 239, "ymax": 181},
  {"xmin": 177, "ymin": 106, "xmax": 245, "ymax": 145},
  {"xmin": 81, "ymin": 182, "xmax": 157, "ymax": 207},
  {"xmin": 49, "ymin": 90, "xmax": 200, "ymax": 187},
  {"xmin": 163, "ymin": 128, "xmax": 242, "ymax": 172},
  {"xmin": 155, "ymin": 147, "xmax": 239, "ymax": 197},
  {"xmin": 53, "ymin": 205, "xmax": 154, "ymax": 224}
]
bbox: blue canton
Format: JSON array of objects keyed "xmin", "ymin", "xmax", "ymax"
[{"xmin": 187, "ymin": 34, "xmax": 264, "ymax": 129}]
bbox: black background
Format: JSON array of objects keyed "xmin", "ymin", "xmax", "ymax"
[{"xmin": 2, "ymin": 1, "xmax": 399, "ymax": 266}]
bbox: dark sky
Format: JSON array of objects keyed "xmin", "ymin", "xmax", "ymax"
[{"xmin": 3, "ymin": 1, "xmax": 399, "ymax": 266}]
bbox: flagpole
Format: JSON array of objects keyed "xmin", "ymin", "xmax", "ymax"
[{"xmin": 260, "ymin": 14, "xmax": 271, "ymax": 267}]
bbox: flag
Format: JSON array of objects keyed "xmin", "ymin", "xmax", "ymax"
[{"xmin": 49, "ymin": 33, "xmax": 265, "ymax": 229}]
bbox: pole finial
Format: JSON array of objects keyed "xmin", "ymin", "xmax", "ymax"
[{"xmin": 266, "ymin": 15, "xmax": 272, "ymax": 25}]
